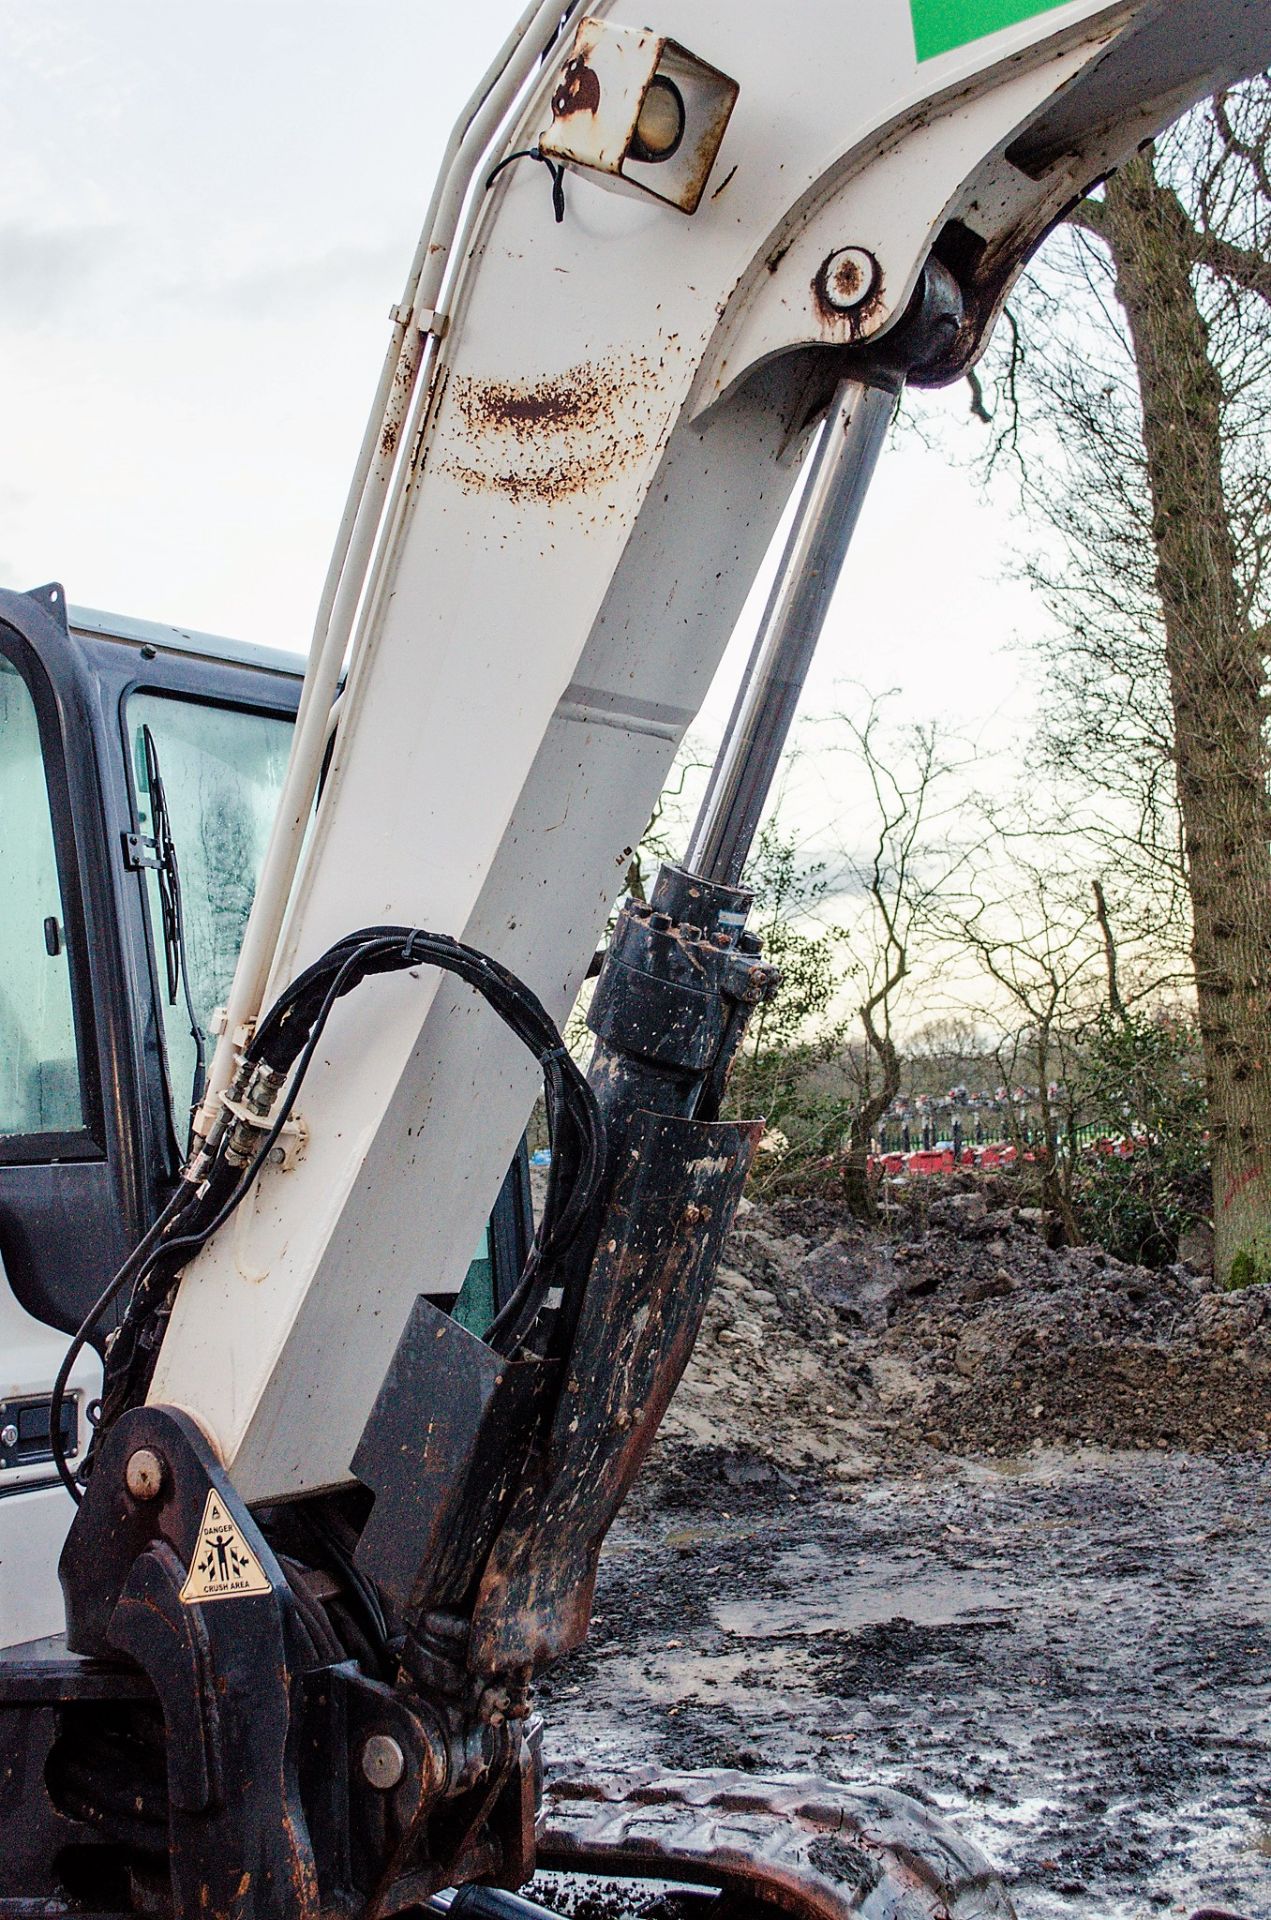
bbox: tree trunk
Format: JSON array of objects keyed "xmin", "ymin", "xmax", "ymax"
[
  {"xmin": 840, "ymin": 1125, "xmax": 880, "ymax": 1221},
  {"xmin": 1101, "ymin": 152, "xmax": 1271, "ymax": 1286},
  {"xmin": 842, "ymin": 1018, "xmax": 900, "ymax": 1221},
  {"xmin": 1033, "ymin": 1030, "xmax": 1081, "ymax": 1247}
]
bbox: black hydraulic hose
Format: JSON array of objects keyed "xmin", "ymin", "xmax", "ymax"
[
  {"xmin": 246, "ymin": 927, "xmax": 606, "ymax": 1356},
  {"xmin": 88, "ymin": 943, "xmax": 378, "ymax": 1438},
  {"xmin": 49, "ymin": 1183, "xmax": 196, "ymax": 1503},
  {"xmin": 74, "ymin": 924, "xmax": 607, "ymax": 1486}
]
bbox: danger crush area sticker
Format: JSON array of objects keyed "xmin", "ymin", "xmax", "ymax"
[{"xmin": 179, "ymin": 1489, "xmax": 273, "ymax": 1604}]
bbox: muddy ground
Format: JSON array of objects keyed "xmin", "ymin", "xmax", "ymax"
[{"xmin": 538, "ymin": 1185, "xmax": 1271, "ymax": 1919}]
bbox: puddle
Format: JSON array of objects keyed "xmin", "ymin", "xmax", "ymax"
[{"xmin": 716, "ymin": 1555, "xmax": 1012, "ymax": 1639}]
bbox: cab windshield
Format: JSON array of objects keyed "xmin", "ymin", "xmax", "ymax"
[{"xmin": 127, "ymin": 690, "xmax": 293, "ymax": 1131}]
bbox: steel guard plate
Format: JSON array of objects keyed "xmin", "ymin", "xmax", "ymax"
[{"xmin": 468, "ymin": 1112, "xmax": 760, "ymax": 1674}]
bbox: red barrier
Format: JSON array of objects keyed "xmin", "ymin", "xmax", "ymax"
[{"xmin": 907, "ymin": 1150, "xmax": 954, "ymax": 1173}]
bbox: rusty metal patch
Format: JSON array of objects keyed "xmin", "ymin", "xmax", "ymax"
[
  {"xmin": 811, "ymin": 250, "xmax": 887, "ymax": 340},
  {"xmin": 552, "ymin": 55, "xmax": 601, "ymax": 120},
  {"xmin": 437, "ymin": 355, "xmax": 658, "ymax": 505}
]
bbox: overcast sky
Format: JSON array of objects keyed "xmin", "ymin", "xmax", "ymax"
[{"xmin": 1, "ymin": 2, "xmax": 1048, "ymax": 807}]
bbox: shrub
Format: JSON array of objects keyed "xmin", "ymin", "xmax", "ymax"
[{"xmin": 1070, "ymin": 1010, "xmax": 1208, "ymax": 1267}]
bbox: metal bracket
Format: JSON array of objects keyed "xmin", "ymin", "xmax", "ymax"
[
  {"xmin": 393, "ymin": 301, "xmax": 449, "ymax": 340},
  {"xmin": 221, "ymin": 1092, "xmax": 309, "ymax": 1171},
  {"xmin": 122, "ymin": 828, "xmax": 163, "ymax": 871},
  {"xmin": 59, "ymin": 1405, "xmax": 322, "ymax": 1920}
]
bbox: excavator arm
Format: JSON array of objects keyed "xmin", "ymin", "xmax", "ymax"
[
  {"xmin": 4, "ymin": 4, "xmax": 1270, "ymax": 1918},
  {"xmin": 147, "ymin": 0, "xmax": 1271, "ymax": 1505}
]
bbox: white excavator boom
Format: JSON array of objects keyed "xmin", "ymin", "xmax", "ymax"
[{"xmin": 147, "ymin": 0, "xmax": 1271, "ymax": 1501}]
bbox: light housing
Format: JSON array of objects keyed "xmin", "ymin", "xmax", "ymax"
[{"xmin": 539, "ymin": 17, "xmax": 739, "ymax": 215}]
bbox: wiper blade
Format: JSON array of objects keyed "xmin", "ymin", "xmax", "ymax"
[{"xmin": 141, "ymin": 723, "xmax": 207, "ymax": 1125}]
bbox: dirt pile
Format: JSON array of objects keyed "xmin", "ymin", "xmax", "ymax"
[{"xmin": 664, "ymin": 1182, "xmax": 1271, "ymax": 1465}]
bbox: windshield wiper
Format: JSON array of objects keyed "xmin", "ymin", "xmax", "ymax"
[{"xmin": 140, "ymin": 723, "xmax": 207, "ymax": 1138}]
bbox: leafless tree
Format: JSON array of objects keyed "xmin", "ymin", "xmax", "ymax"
[
  {"xmin": 818, "ymin": 699, "xmax": 968, "ymax": 1215},
  {"xmin": 946, "ymin": 848, "xmax": 1108, "ymax": 1244}
]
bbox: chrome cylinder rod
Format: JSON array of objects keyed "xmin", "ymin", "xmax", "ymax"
[{"xmin": 684, "ymin": 376, "xmax": 898, "ymax": 888}]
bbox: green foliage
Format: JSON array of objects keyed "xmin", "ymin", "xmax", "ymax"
[
  {"xmin": 742, "ymin": 826, "xmax": 842, "ymax": 1051},
  {"xmin": 1225, "ymin": 1240, "xmax": 1271, "ymax": 1291},
  {"xmin": 1070, "ymin": 1009, "xmax": 1209, "ymax": 1267},
  {"xmin": 724, "ymin": 826, "xmax": 853, "ymax": 1191}
]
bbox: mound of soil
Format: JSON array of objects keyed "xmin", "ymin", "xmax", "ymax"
[{"xmin": 663, "ymin": 1186, "xmax": 1271, "ymax": 1467}]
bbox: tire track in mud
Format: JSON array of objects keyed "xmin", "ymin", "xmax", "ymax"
[{"xmin": 542, "ymin": 1445, "xmax": 1271, "ymax": 1919}]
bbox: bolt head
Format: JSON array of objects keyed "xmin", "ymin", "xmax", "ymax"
[
  {"xmin": 124, "ymin": 1448, "xmax": 165, "ymax": 1501},
  {"xmin": 362, "ymin": 1733, "xmax": 406, "ymax": 1791},
  {"xmin": 818, "ymin": 246, "xmax": 879, "ymax": 313}
]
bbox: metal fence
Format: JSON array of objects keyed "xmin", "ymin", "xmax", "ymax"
[{"xmin": 874, "ymin": 1118, "xmax": 1119, "ymax": 1157}]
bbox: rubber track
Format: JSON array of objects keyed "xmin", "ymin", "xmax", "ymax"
[{"xmin": 537, "ymin": 1765, "xmax": 1015, "ymax": 1920}]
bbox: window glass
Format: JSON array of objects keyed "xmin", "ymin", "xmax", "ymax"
[
  {"xmin": 0, "ymin": 655, "xmax": 83, "ymax": 1137},
  {"xmin": 128, "ymin": 693, "xmax": 293, "ymax": 1128},
  {"xmin": 453, "ymin": 1224, "xmax": 494, "ymax": 1334}
]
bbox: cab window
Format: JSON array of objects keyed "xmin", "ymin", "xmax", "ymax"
[
  {"xmin": 127, "ymin": 691, "xmax": 293, "ymax": 1129},
  {"xmin": 0, "ymin": 655, "xmax": 84, "ymax": 1140}
]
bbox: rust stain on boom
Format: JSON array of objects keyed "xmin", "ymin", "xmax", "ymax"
[
  {"xmin": 439, "ymin": 355, "xmax": 657, "ymax": 503},
  {"xmin": 453, "ymin": 362, "xmax": 620, "ymax": 439}
]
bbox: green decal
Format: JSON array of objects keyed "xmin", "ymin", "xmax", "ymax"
[{"xmin": 910, "ymin": 0, "xmax": 1073, "ymax": 62}]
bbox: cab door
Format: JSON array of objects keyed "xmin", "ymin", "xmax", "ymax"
[
  {"xmin": 0, "ymin": 602, "xmax": 128, "ymax": 1345},
  {"xmin": 0, "ymin": 590, "xmax": 165, "ymax": 1347},
  {"xmin": 0, "ymin": 594, "xmax": 111, "ymax": 1644}
]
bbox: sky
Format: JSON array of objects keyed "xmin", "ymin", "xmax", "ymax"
[{"xmin": 0, "ymin": 2, "xmax": 1051, "ymax": 850}]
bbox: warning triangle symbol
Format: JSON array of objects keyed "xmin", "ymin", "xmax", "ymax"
[{"xmin": 179, "ymin": 1489, "xmax": 273, "ymax": 1605}]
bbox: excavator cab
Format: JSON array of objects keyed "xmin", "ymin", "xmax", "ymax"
[{"xmin": 0, "ymin": 584, "xmax": 529, "ymax": 1647}]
